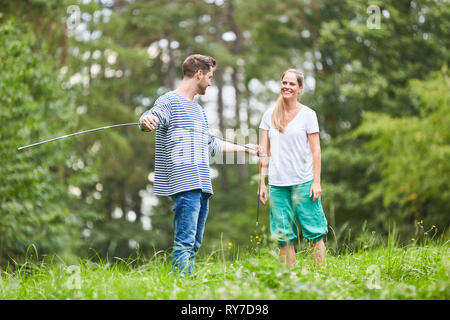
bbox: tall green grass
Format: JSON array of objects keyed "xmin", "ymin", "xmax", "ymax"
[{"xmin": 1, "ymin": 231, "xmax": 448, "ymax": 300}]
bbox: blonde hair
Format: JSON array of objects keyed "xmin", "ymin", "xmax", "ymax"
[{"xmin": 271, "ymin": 69, "xmax": 304, "ymax": 132}]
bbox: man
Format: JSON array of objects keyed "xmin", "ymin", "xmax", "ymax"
[{"xmin": 139, "ymin": 54, "xmax": 259, "ymax": 275}]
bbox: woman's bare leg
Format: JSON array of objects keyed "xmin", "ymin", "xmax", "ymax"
[
  {"xmin": 310, "ymin": 239, "xmax": 326, "ymax": 267},
  {"xmin": 279, "ymin": 244, "xmax": 296, "ymax": 268}
]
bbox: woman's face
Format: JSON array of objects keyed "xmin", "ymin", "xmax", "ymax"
[{"xmin": 281, "ymin": 72, "xmax": 302, "ymax": 99}]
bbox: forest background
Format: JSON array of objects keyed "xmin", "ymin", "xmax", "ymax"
[{"xmin": 1, "ymin": 0, "xmax": 449, "ymax": 265}]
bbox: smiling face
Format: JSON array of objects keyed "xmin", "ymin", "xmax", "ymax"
[{"xmin": 280, "ymin": 71, "xmax": 302, "ymax": 99}]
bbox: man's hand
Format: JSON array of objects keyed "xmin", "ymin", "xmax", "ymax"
[
  {"xmin": 140, "ymin": 115, "xmax": 159, "ymax": 131},
  {"xmin": 245, "ymin": 144, "xmax": 264, "ymax": 157}
]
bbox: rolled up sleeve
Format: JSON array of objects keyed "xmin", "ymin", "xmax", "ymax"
[
  {"xmin": 208, "ymin": 136, "xmax": 222, "ymax": 157},
  {"xmin": 139, "ymin": 96, "xmax": 171, "ymax": 131}
]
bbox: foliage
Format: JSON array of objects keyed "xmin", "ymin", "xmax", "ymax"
[
  {"xmin": 321, "ymin": 68, "xmax": 450, "ymax": 241},
  {"xmin": 316, "ymin": 0, "xmax": 450, "ymax": 243},
  {"xmin": 316, "ymin": 0, "xmax": 450, "ymax": 137},
  {"xmin": 0, "ymin": 20, "xmax": 87, "ymax": 264},
  {"xmin": 352, "ymin": 67, "xmax": 450, "ymax": 233}
]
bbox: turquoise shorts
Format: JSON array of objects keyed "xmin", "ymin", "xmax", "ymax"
[{"xmin": 269, "ymin": 180, "xmax": 328, "ymax": 246}]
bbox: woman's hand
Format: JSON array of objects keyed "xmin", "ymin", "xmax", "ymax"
[
  {"xmin": 309, "ymin": 181, "xmax": 322, "ymax": 202},
  {"xmin": 245, "ymin": 144, "xmax": 264, "ymax": 157},
  {"xmin": 259, "ymin": 184, "xmax": 268, "ymax": 204}
]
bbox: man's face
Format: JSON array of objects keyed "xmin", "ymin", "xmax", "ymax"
[{"xmin": 197, "ymin": 67, "xmax": 213, "ymax": 95}]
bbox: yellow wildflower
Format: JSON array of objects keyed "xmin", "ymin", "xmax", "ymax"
[{"xmin": 408, "ymin": 193, "xmax": 418, "ymax": 201}]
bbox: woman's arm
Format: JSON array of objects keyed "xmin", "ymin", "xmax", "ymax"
[
  {"xmin": 307, "ymin": 132, "xmax": 322, "ymax": 202},
  {"xmin": 259, "ymin": 130, "xmax": 270, "ymax": 204}
]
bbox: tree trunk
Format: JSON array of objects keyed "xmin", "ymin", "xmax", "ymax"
[
  {"xmin": 167, "ymin": 36, "xmax": 176, "ymax": 90},
  {"xmin": 228, "ymin": 0, "xmax": 246, "ymax": 176},
  {"xmin": 213, "ymin": 3, "xmax": 229, "ymax": 192},
  {"xmin": 60, "ymin": 29, "xmax": 69, "ymax": 67}
]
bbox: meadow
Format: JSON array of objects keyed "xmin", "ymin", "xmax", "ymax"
[{"xmin": 1, "ymin": 235, "xmax": 448, "ymax": 300}]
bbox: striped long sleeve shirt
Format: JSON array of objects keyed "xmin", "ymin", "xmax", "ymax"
[{"xmin": 139, "ymin": 91, "xmax": 222, "ymax": 197}]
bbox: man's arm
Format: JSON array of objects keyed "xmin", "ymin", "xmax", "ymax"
[
  {"xmin": 220, "ymin": 140, "xmax": 259, "ymax": 155},
  {"xmin": 139, "ymin": 97, "xmax": 171, "ymax": 131}
]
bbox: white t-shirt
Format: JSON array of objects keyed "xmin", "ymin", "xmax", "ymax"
[{"xmin": 259, "ymin": 105, "xmax": 319, "ymax": 186}]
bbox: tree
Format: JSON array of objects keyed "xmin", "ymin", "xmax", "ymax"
[
  {"xmin": 353, "ymin": 67, "xmax": 449, "ymax": 235},
  {"xmin": 316, "ymin": 0, "xmax": 450, "ymax": 243},
  {"xmin": 316, "ymin": 0, "xmax": 450, "ymax": 137},
  {"xmin": 0, "ymin": 19, "xmax": 86, "ymax": 264}
]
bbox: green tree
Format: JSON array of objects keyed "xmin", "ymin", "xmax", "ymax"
[
  {"xmin": 0, "ymin": 19, "xmax": 85, "ymax": 264},
  {"xmin": 353, "ymin": 67, "xmax": 449, "ymax": 235},
  {"xmin": 316, "ymin": 0, "xmax": 450, "ymax": 243},
  {"xmin": 316, "ymin": 0, "xmax": 450, "ymax": 137}
]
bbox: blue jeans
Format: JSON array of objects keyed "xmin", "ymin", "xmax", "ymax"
[{"xmin": 171, "ymin": 189, "xmax": 210, "ymax": 275}]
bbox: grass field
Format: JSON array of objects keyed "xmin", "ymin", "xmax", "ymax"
[{"xmin": 1, "ymin": 237, "xmax": 448, "ymax": 300}]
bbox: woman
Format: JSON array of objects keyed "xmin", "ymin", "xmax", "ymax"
[{"xmin": 259, "ymin": 69, "xmax": 328, "ymax": 268}]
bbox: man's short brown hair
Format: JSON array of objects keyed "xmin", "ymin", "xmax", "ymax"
[{"xmin": 182, "ymin": 54, "xmax": 217, "ymax": 78}]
